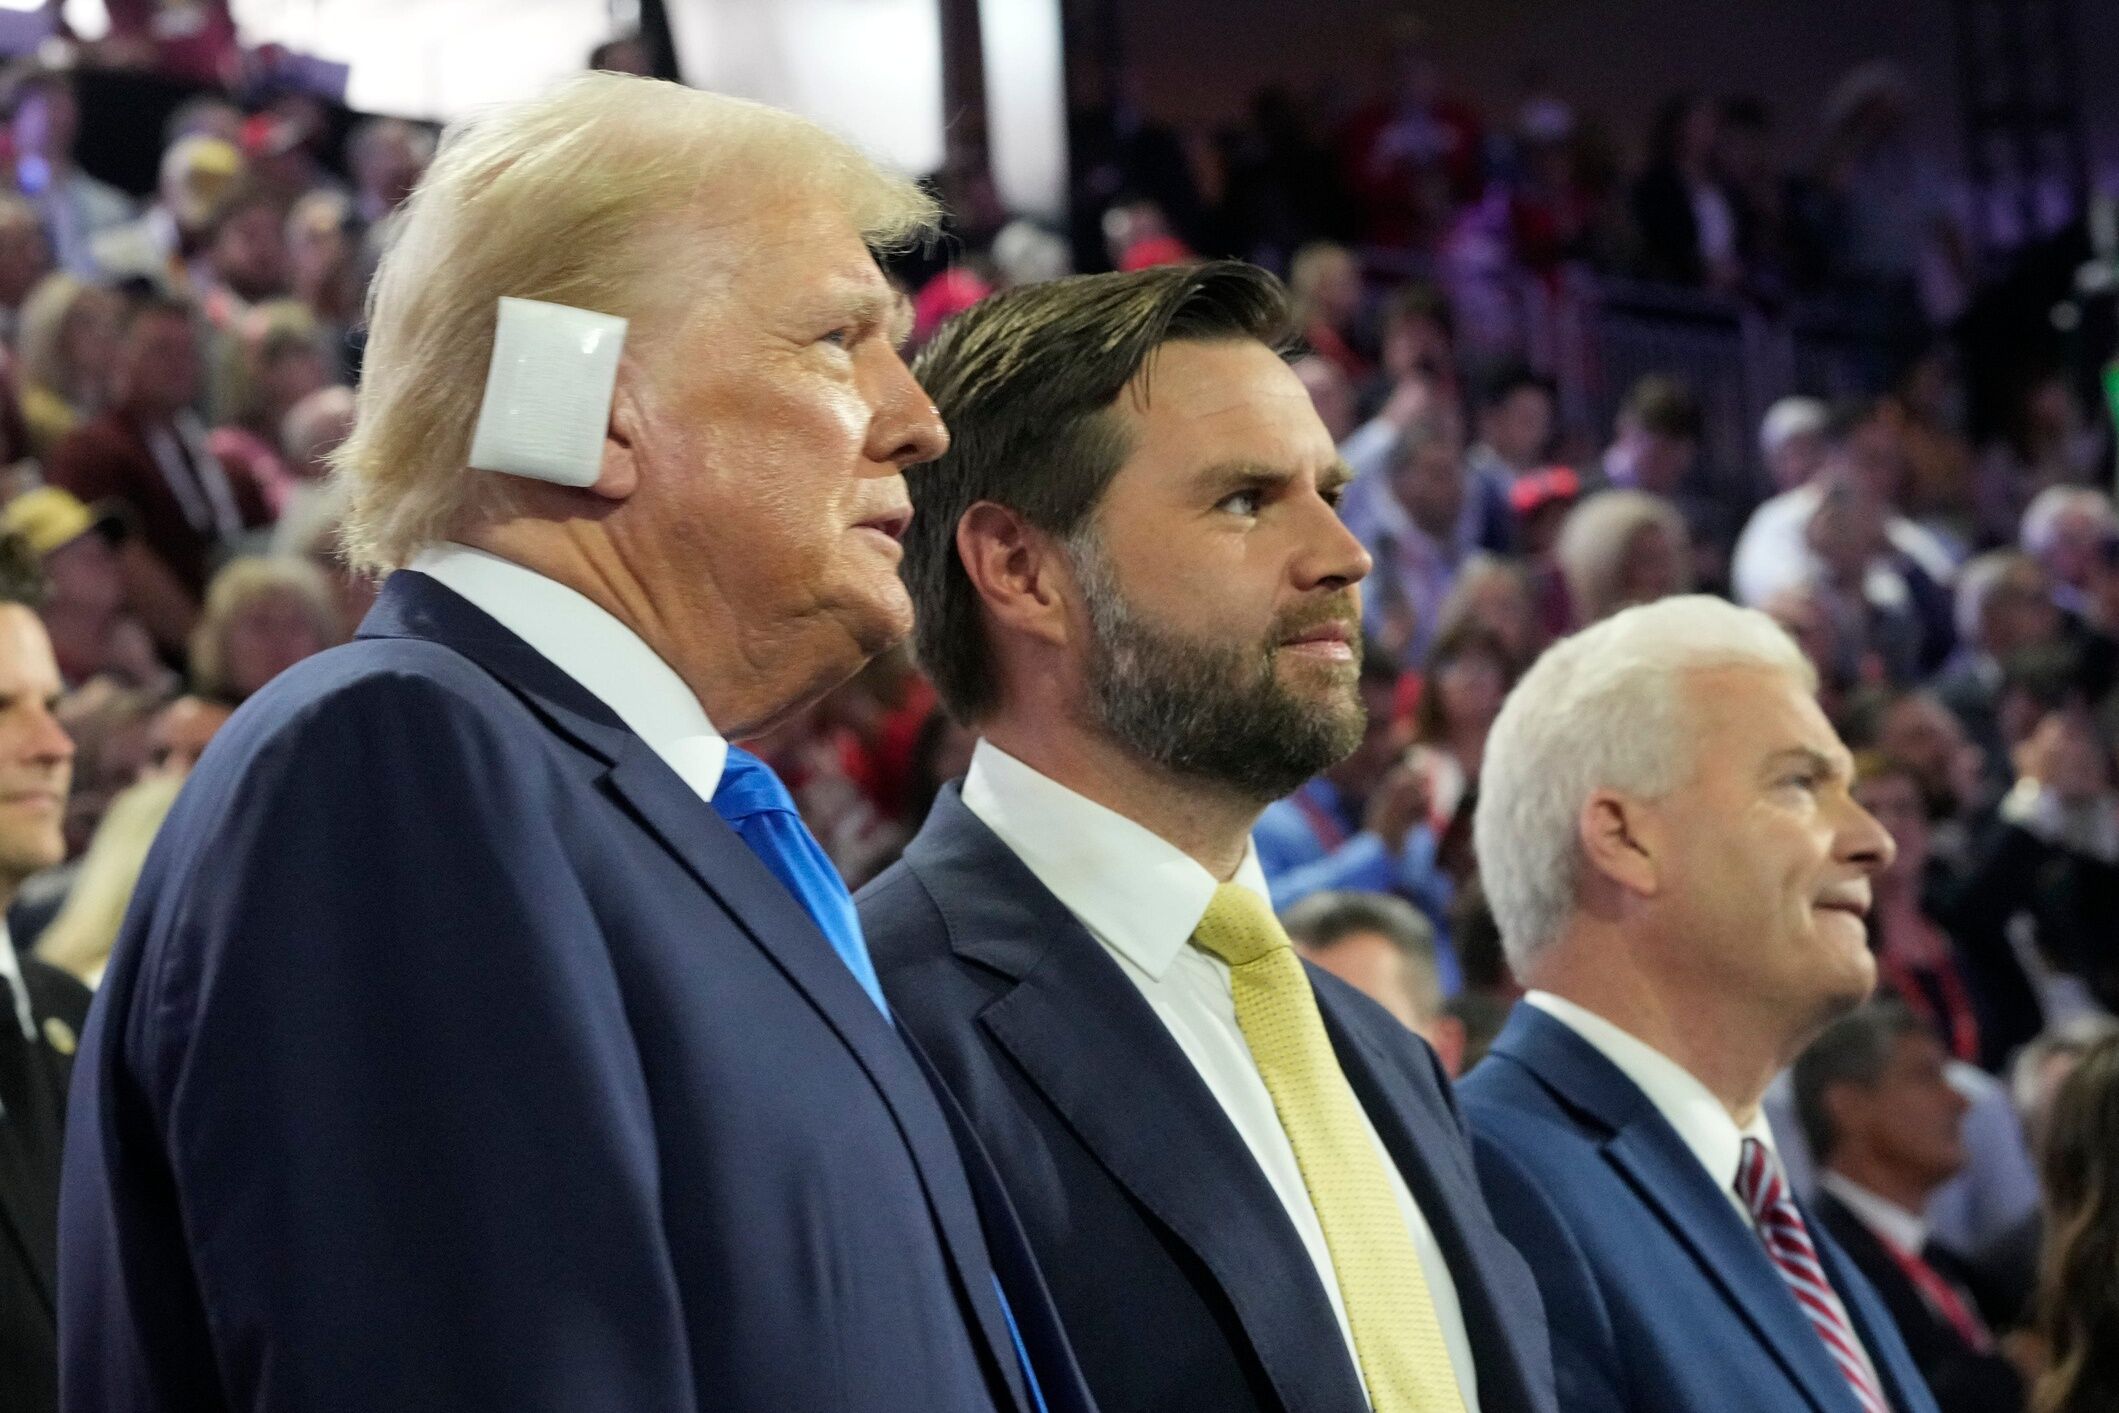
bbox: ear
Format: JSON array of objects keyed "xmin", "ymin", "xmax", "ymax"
[
  {"xmin": 587, "ymin": 362, "xmax": 645, "ymax": 503},
  {"xmin": 957, "ymin": 501, "xmax": 1073, "ymax": 651},
  {"xmin": 1577, "ymin": 787, "xmax": 1662, "ymax": 900}
]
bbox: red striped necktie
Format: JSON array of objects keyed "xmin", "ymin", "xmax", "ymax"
[{"xmin": 1735, "ymin": 1137, "xmax": 1891, "ymax": 1413}]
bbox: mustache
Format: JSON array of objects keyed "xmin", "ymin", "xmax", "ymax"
[{"xmin": 1270, "ymin": 594, "xmax": 1363, "ymax": 653}]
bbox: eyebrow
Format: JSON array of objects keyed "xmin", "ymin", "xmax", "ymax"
[
  {"xmin": 1190, "ymin": 458, "xmax": 1357, "ymax": 498},
  {"xmin": 1762, "ymin": 746, "xmax": 1850, "ymax": 782}
]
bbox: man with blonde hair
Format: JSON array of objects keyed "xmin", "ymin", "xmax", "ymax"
[
  {"xmin": 60, "ymin": 74, "xmax": 1087, "ymax": 1413},
  {"xmin": 1459, "ymin": 595, "xmax": 1941, "ymax": 1413}
]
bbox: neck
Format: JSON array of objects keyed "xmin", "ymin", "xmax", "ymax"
[
  {"xmin": 1828, "ymin": 1155, "xmax": 1932, "ymax": 1219},
  {"xmin": 460, "ymin": 521, "xmax": 854, "ymax": 740},
  {"xmin": 981, "ymin": 713, "xmax": 1261, "ymax": 881},
  {"xmin": 1529, "ymin": 925, "xmax": 1796, "ymax": 1123}
]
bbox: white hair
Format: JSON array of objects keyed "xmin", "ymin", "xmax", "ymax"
[
  {"xmin": 1473, "ymin": 595, "xmax": 1815, "ymax": 970},
  {"xmin": 1759, "ymin": 395, "xmax": 1827, "ymax": 457},
  {"xmin": 1554, "ymin": 490, "xmax": 1691, "ymax": 624},
  {"xmin": 332, "ymin": 73, "xmax": 938, "ymax": 572},
  {"xmin": 1953, "ymin": 549, "xmax": 2038, "ymax": 647},
  {"xmin": 2021, "ymin": 485, "xmax": 2118, "ymax": 561}
]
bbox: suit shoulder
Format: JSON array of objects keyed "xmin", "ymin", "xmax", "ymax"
[{"xmin": 854, "ymin": 857, "xmax": 952, "ymax": 972}]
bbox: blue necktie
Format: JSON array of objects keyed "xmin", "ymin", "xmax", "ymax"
[
  {"xmin": 710, "ymin": 745, "xmax": 891, "ymax": 1016},
  {"xmin": 712, "ymin": 746, "xmax": 1046, "ymax": 1412}
]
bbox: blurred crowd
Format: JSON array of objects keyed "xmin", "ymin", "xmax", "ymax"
[{"xmin": 0, "ymin": 18, "xmax": 2107, "ymax": 1411}]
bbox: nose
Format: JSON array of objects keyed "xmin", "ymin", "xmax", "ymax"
[
  {"xmin": 24, "ymin": 699, "xmax": 73, "ymax": 769},
  {"xmin": 1837, "ymin": 789, "xmax": 1897, "ymax": 876},
  {"xmin": 1291, "ymin": 485, "xmax": 1372, "ymax": 595},
  {"xmin": 861, "ymin": 345, "xmax": 949, "ymax": 476}
]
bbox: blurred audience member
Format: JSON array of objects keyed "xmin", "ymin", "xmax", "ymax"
[
  {"xmin": 2019, "ymin": 487, "xmax": 2116, "ymax": 620},
  {"xmin": 1935, "ymin": 552, "xmax": 2064, "ymax": 761},
  {"xmin": 88, "ymin": 135, "xmax": 242, "ymax": 295},
  {"xmin": 0, "ymin": 528, "xmax": 86, "ymax": 1413},
  {"xmin": 1631, "ymin": 94, "xmax": 1741, "ymax": 291},
  {"xmin": 284, "ymin": 189, "xmax": 361, "ymax": 362},
  {"xmin": 1857, "ymin": 759, "xmax": 2041, "ymax": 1073},
  {"xmin": 1555, "ymin": 489, "xmax": 1691, "ymax": 625},
  {"xmin": 192, "ymin": 179, "xmax": 291, "ymax": 329},
  {"xmin": 1345, "ymin": 411, "xmax": 1482, "ymax": 666},
  {"xmin": 1405, "ymin": 620, "xmax": 1515, "ymax": 879},
  {"xmin": 1285, "ymin": 889, "xmax": 1464, "ymax": 1073},
  {"xmin": 2, "ymin": 488, "xmax": 166, "ymax": 691},
  {"xmin": 1760, "ymin": 395, "xmax": 1829, "ymax": 495},
  {"xmin": 1467, "ymin": 364, "xmax": 1556, "ymax": 491},
  {"xmin": 1432, "ymin": 551, "xmax": 1546, "ymax": 665},
  {"xmin": 1289, "ymin": 241, "xmax": 1368, "ymax": 382},
  {"xmin": 1977, "ymin": 373, "xmax": 2107, "ymax": 553},
  {"xmin": 48, "ymin": 291, "xmax": 271, "ymax": 618},
  {"xmin": 35, "ymin": 772, "xmax": 180, "ymax": 988},
  {"xmin": 2, "ymin": 62, "xmax": 133, "ymax": 276},
  {"xmin": 0, "ymin": 194, "xmax": 52, "ymax": 343},
  {"xmin": 49, "ymin": 674, "xmax": 156, "ymax": 861},
  {"xmin": 1795, "ymin": 1003, "xmax": 2026, "ymax": 1413},
  {"xmin": 207, "ymin": 301, "xmax": 334, "ymax": 503},
  {"xmin": 187, "ymin": 555, "xmax": 341, "ymax": 703},
  {"xmin": 2030, "ymin": 1033, "xmax": 2119, "ymax": 1413},
  {"xmin": 14, "ymin": 273, "xmax": 118, "ymax": 458},
  {"xmin": 140, "ymin": 691, "xmax": 230, "ymax": 780}
]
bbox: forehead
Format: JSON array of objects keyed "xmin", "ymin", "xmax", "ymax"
[
  {"xmin": 1681, "ymin": 664, "xmax": 1847, "ymax": 770},
  {"xmin": 708, "ymin": 194, "xmax": 896, "ymax": 323},
  {"xmin": 1109, "ymin": 338, "xmax": 1336, "ymax": 483},
  {"xmin": 0, "ymin": 604, "xmax": 56, "ymax": 683}
]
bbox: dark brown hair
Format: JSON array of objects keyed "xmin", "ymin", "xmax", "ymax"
[
  {"xmin": 2034, "ymin": 1033, "xmax": 2119, "ymax": 1413},
  {"xmin": 904, "ymin": 260, "xmax": 1292, "ymax": 722}
]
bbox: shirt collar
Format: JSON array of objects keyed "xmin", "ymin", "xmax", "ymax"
[
  {"xmin": 410, "ymin": 543, "xmax": 728, "ymax": 799},
  {"xmin": 1820, "ymin": 1172, "xmax": 1930, "ymax": 1255},
  {"xmin": 0, "ymin": 921, "xmax": 31, "ymax": 1042},
  {"xmin": 959, "ymin": 738, "xmax": 1273, "ymax": 980},
  {"xmin": 1526, "ymin": 990, "xmax": 1778, "ymax": 1193}
]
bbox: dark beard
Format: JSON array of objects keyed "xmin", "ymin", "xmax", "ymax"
[{"xmin": 1069, "ymin": 533, "xmax": 1366, "ymax": 803}]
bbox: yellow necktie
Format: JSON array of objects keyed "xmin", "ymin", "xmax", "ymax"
[{"xmin": 1193, "ymin": 882, "xmax": 1465, "ymax": 1412}]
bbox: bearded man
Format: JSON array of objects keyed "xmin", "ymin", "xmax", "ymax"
[{"xmin": 856, "ymin": 263, "xmax": 1556, "ymax": 1413}]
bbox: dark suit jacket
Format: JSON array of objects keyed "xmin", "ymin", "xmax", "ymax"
[
  {"xmin": 46, "ymin": 409, "xmax": 270, "ymax": 596},
  {"xmin": 1811, "ymin": 1190, "xmax": 2025, "ymax": 1413},
  {"xmin": 59, "ymin": 571, "xmax": 1089, "ymax": 1413},
  {"xmin": 1, "ymin": 956, "xmax": 89, "ymax": 1413},
  {"xmin": 856, "ymin": 786, "xmax": 1556, "ymax": 1413},
  {"xmin": 1460, "ymin": 1004, "xmax": 1942, "ymax": 1413}
]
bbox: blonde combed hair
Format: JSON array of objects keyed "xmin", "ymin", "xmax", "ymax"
[{"xmin": 332, "ymin": 72, "xmax": 939, "ymax": 572}]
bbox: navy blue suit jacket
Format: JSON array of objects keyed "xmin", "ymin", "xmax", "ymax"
[
  {"xmin": 58, "ymin": 572, "xmax": 1089, "ymax": 1413},
  {"xmin": 1459, "ymin": 1003, "xmax": 1943, "ymax": 1413},
  {"xmin": 856, "ymin": 786, "xmax": 1556, "ymax": 1413}
]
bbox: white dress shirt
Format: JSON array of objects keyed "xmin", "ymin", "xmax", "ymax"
[
  {"xmin": 1525, "ymin": 991, "xmax": 1883, "ymax": 1382},
  {"xmin": 0, "ymin": 921, "xmax": 33, "ymax": 1044},
  {"xmin": 409, "ymin": 544, "xmax": 728, "ymax": 804},
  {"xmin": 963, "ymin": 739, "xmax": 1477, "ymax": 1409}
]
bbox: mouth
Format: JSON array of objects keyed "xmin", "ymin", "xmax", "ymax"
[
  {"xmin": 1276, "ymin": 619, "xmax": 1357, "ymax": 663},
  {"xmin": 1813, "ymin": 889, "xmax": 1873, "ymax": 922},
  {"xmin": 856, "ymin": 508, "xmax": 913, "ymax": 543},
  {"xmin": 0, "ymin": 789, "xmax": 60, "ymax": 812}
]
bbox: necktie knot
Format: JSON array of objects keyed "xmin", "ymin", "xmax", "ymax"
[
  {"xmin": 1190, "ymin": 882, "xmax": 1291, "ymax": 969},
  {"xmin": 1734, "ymin": 1135, "xmax": 1786, "ymax": 1221}
]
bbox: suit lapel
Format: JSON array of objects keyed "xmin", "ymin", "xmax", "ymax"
[
  {"xmin": 0, "ymin": 1026, "xmax": 62, "ymax": 1316},
  {"xmin": 907, "ymin": 790, "xmax": 1369, "ymax": 1413},
  {"xmin": 1498, "ymin": 1007, "xmax": 1867, "ymax": 1413},
  {"xmin": 358, "ymin": 574, "xmax": 1034, "ymax": 1413},
  {"xmin": 1318, "ymin": 991, "xmax": 1542, "ymax": 1410}
]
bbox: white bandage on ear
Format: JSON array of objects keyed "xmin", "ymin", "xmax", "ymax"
[{"xmin": 467, "ymin": 297, "xmax": 629, "ymax": 487}]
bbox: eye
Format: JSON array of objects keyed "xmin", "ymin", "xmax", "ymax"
[
  {"xmin": 1781, "ymin": 770, "xmax": 1823, "ymax": 793},
  {"xmin": 1321, "ymin": 483, "xmax": 1347, "ymax": 510},
  {"xmin": 1218, "ymin": 487, "xmax": 1263, "ymax": 517}
]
